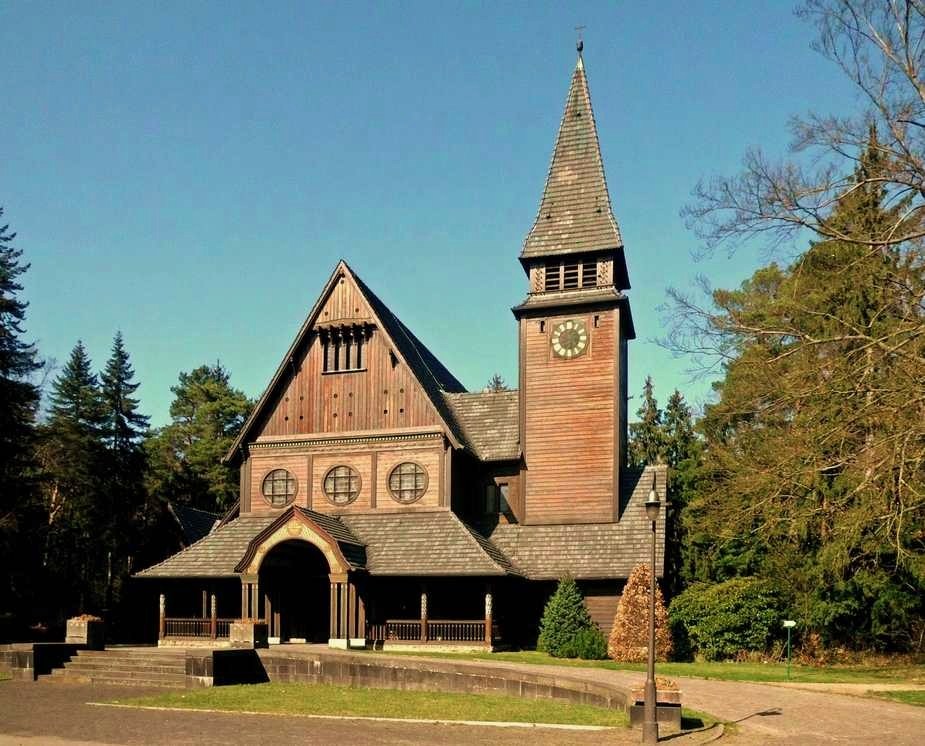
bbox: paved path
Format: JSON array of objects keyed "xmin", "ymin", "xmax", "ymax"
[
  {"xmin": 384, "ymin": 651, "xmax": 925, "ymax": 745},
  {"xmin": 0, "ymin": 680, "xmax": 720, "ymax": 746}
]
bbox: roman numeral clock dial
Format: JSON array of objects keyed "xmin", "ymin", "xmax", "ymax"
[{"xmin": 550, "ymin": 319, "xmax": 589, "ymax": 359}]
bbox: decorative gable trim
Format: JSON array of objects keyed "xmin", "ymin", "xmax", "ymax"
[
  {"xmin": 234, "ymin": 505, "xmax": 364, "ymax": 575},
  {"xmin": 224, "ymin": 261, "xmax": 465, "ymax": 463}
]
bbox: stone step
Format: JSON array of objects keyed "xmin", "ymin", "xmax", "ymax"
[
  {"xmin": 91, "ymin": 678, "xmax": 184, "ymax": 688},
  {"xmin": 71, "ymin": 655, "xmax": 186, "ymax": 665},
  {"xmin": 49, "ymin": 674, "xmax": 184, "ymax": 688},
  {"xmin": 60, "ymin": 662, "xmax": 187, "ymax": 675},
  {"xmin": 53, "ymin": 667, "xmax": 186, "ymax": 682},
  {"xmin": 75, "ymin": 650, "xmax": 186, "ymax": 660}
]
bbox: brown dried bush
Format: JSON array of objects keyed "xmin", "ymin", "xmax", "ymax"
[{"xmin": 608, "ymin": 563, "xmax": 672, "ymax": 662}]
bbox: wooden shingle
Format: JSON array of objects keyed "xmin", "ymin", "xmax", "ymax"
[
  {"xmin": 442, "ymin": 390, "xmax": 520, "ymax": 462},
  {"xmin": 520, "ymin": 54, "xmax": 626, "ymax": 270},
  {"xmin": 488, "ymin": 465, "xmax": 668, "ymax": 579}
]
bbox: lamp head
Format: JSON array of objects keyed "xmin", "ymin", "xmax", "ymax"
[{"xmin": 645, "ymin": 482, "xmax": 661, "ymax": 521}]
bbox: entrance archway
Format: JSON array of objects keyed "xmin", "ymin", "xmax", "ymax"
[{"xmin": 259, "ymin": 540, "xmax": 330, "ymax": 643}]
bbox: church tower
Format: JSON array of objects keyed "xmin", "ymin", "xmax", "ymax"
[{"xmin": 514, "ymin": 45, "xmax": 635, "ymax": 525}]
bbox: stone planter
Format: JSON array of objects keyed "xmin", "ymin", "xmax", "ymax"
[
  {"xmin": 229, "ymin": 620, "xmax": 268, "ymax": 649},
  {"xmin": 65, "ymin": 618, "xmax": 105, "ymax": 650},
  {"xmin": 629, "ymin": 679, "xmax": 682, "ymax": 733}
]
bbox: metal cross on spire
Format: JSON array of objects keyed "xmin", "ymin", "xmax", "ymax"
[{"xmin": 575, "ymin": 25, "xmax": 586, "ymax": 55}]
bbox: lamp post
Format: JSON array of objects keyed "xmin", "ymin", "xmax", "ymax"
[
  {"xmin": 783, "ymin": 620, "xmax": 796, "ymax": 680},
  {"xmin": 643, "ymin": 477, "xmax": 661, "ymax": 744}
]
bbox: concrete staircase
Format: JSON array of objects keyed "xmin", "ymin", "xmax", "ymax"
[{"xmin": 47, "ymin": 647, "xmax": 188, "ymax": 688}]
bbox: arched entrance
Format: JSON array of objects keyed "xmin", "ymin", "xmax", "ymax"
[{"xmin": 259, "ymin": 540, "xmax": 331, "ymax": 643}]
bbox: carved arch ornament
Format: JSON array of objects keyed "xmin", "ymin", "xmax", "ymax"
[{"xmin": 235, "ymin": 510, "xmax": 351, "ymax": 577}]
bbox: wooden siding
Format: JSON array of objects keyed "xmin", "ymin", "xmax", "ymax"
[
  {"xmin": 256, "ymin": 276, "xmax": 443, "ymax": 438},
  {"xmin": 248, "ymin": 454, "xmax": 311, "ymax": 515},
  {"xmin": 521, "ymin": 309, "xmax": 619, "ymax": 524},
  {"xmin": 584, "ymin": 594, "xmax": 619, "ymax": 635},
  {"xmin": 243, "ymin": 443, "xmax": 444, "ymax": 517},
  {"xmin": 376, "ymin": 447, "xmax": 443, "ymax": 511},
  {"xmin": 581, "ymin": 579, "xmax": 624, "ymax": 636}
]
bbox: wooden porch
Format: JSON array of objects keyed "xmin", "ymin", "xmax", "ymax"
[{"xmin": 156, "ymin": 584, "xmax": 498, "ymax": 649}]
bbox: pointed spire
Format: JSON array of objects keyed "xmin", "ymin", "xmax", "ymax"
[{"xmin": 521, "ymin": 49, "xmax": 624, "ymax": 261}]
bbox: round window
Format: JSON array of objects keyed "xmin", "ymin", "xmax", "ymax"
[
  {"xmin": 261, "ymin": 469, "xmax": 297, "ymax": 507},
  {"xmin": 323, "ymin": 465, "xmax": 361, "ymax": 506},
  {"xmin": 388, "ymin": 462, "xmax": 428, "ymax": 504}
]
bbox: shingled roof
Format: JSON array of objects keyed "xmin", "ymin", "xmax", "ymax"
[
  {"xmin": 520, "ymin": 52, "xmax": 629, "ymax": 289},
  {"xmin": 442, "ymin": 390, "xmax": 520, "ymax": 461},
  {"xmin": 338, "ymin": 511, "xmax": 517, "ymax": 576},
  {"xmin": 487, "ymin": 465, "xmax": 668, "ymax": 579},
  {"xmin": 135, "ymin": 515, "xmax": 277, "ymax": 578},
  {"xmin": 167, "ymin": 503, "xmax": 221, "ymax": 547},
  {"xmin": 136, "ymin": 508, "xmax": 520, "ymax": 579},
  {"xmin": 351, "ymin": 272, "xmax": 468, "ymax": 447}
]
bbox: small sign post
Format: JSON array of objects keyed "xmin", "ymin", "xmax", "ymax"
[{"xmin": 783, "ymin": 620, "xmax": 796, "ymax": 680}]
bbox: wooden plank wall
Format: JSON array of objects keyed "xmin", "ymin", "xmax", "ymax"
[
  {"xmin": 581, "ymin": 579, "xmax": 624, "ymax": 637},
  {"xmin": 521, "ymin": 309, "xmax": 618, "ymax": 524},
  {"xmin": 257, "ymin": 275, "xmax": 443, "ymax": 438},
  {"xmin": 246, "ymin": 444, "xmax": 444, "ymax": 517}
]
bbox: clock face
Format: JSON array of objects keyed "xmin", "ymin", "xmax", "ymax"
[{"xmin": 551, "ymin": 319, "xmax": 589, "ymax": 359}]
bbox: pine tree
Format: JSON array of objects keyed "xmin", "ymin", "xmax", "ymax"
[
  {"xmin": 0, "ymin": 208, "xmax": 42, "ymax": 620},
  {"xmin": 628, "ymin": 376, "xmax": 664, "ymax": 467},
  {"xmin": 99, "ymin": 332, "xmax": 149, "ymax": 608},
  {"xmin": 485, "ymin": 373, "xmax": 509, "ymax": 392},
  {"xmin": 145, "ymin": 363, "xmax": 251, "ymax": 511},
  {"xmin": 536, "ymin": 576, "xmax": 595, "ymax": 657},
  {"xmin": 608, "ymin": 563, "xmax": 672, "ymax": 662},
  {"xmin": 40, "ymin": 341, "xmax": 108, "ymax": 614},
  {"xmin": 100, "ymin": 332, "xmax": 148, "ymax": 455},
  {"xmin": 662, "ymin": 391, "xmax": 695, "ymax": 471}
]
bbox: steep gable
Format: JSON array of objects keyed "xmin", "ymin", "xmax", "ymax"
[{"xmin": 225, "ymin": 261, "xmax": 466, "ymax": 461}]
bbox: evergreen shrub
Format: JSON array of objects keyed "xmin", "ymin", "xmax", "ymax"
[
  {"xmin": 537, "ymin": 576, "xmax": 595, "ymax": 657},
  {"xmin": 669, "ymin": 577, "xmax": 781, "ymax": 661},
  {"xmin": 560, "ymin": 626, "xmax": 608, "ymax": 660}
]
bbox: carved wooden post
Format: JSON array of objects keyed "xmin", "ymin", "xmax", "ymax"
[
  {"xmin": 357, "ymin": 588, "xmax": 366, "ymax": 641},
  {"xmin": 210, "ymin": 593, "xmax": 217, "ymax": 639},
  {"xmin": 329, "ymin": 582, "xmax": 337, "ymax": 640},
  {"xmin": 347, "ymin": 582, "xmax": 357, "ymax": 641},
  {"xmin": 484, "ymin": 591, "xmax": 493, "ymax": 648},
  {"xmin": 420, "ymin": 590, "xmax": 428, "ymax": 643},
  {"xmin": 250, "ymin": 582, "xmax": 260, "ymax": 622},
  {"xmin": 158, "ymin": 594, "xmax": 166, "ymax": 640}
]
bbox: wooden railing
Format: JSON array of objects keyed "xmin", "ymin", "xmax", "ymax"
[
  {"xmin": 367, "ymin": 619, "xmax": 496, "ymax": 645},
  {"xmin": 163, "ymin": 617, "xmax": 235, "ymax": 640}
]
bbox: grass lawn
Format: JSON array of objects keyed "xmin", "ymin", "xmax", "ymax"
[
  {"xmin": 867, "ymin": 690, "xmax": 925, "ymax": 707},
  {"xmin": 112, "ymin": 683, "xmax": 630, "ymax": 727},
  {"xmin": 370, "ymin": 649, "xmax": 925, "ymax": 685},
  {"xmin": 0, "ymin": 670, "xmax": 10, "ymax": 682}
]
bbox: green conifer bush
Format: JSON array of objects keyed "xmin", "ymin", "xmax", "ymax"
[{"xmin": 537, "ymin": 576, "xmax": 595, "ymax": 657}]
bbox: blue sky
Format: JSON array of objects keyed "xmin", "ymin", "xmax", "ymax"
[{"xmin": 2, "ymin": 1, "xmax": 858, "ymax": 426}]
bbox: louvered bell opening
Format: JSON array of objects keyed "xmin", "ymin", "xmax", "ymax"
[
  {"xmin": 544, "ymin": 260, "xmax": 560, "ymax": 291},
  {"xmin": 563, "ymin": 262, "xmax": 580, "ymax": 289},
  {"xmin": 581, "ymin": 259, "xmax": 597, "ymax": 288}
]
